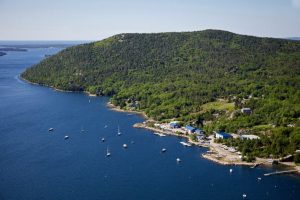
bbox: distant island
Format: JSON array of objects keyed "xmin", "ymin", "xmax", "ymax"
[
  {"xmin": 21, "ymin": 30, "xmax": 300, "ymax": 167},
  {"xmin": 0, "ymin": 47, "xmax": 27, "ymax": 57},
  {"xmin": 0, "ymin": 47, "xmax": 27, "ymax": 52},
  {"xmin": 287, "ymin": 37, "xmax": 300, "ymax": 41}
]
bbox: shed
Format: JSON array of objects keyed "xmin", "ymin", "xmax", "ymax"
[{"xmin": 241, "ymin": 108, "xmax": 252, "ymax": 114}]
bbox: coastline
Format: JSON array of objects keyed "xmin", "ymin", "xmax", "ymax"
[
  {"xmin": 20, "ymin": 75, "xmax": 98, "ymax": 97},
  {"xmin": 107, "ymin": 102, "xmax": 300, "ymax": 172},
  {"xmin": 106, "ymin": 101, "xmax": 148, "ymax": 119},
  {"xmin": 133, "ymin": 121, "xmax": 261, "ymax": 166},
  {"xmin": 20, "ymin": 76, "xmax": 300, "ymax": 173}
]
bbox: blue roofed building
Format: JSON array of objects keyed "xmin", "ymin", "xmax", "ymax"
[
  {"xmin": 214, "ymin": 131, "xmax": 232, "ymax": 139},
  {"xmin": 185, "ymin": 125, "xmax": 196, "ymax": 134}
]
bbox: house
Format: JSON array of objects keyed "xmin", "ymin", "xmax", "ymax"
[
  {"xmin": 185, "ymin": 125, "xmax": 196, "ymax": 134},
  {"xmin": 195, "ymin": 128, "xmax": 205, "ymax": 135},
  {"xmin": 241, "ymin": 108, "xmax": 252, "ymax": 114},
  {"xmin": 194, "ymin": 129, "xmax": 205, "ymax": 140},
  {"xmin": 241, "ymin": 135, "xmax": 260, "ymax": 140},
  {"xmin": 169, "ymin": 121, "xmax": 181, "ymax": 128},
  {"xmin": 214, "ymin": 131, "xmax": 232, "ymax": 139}
]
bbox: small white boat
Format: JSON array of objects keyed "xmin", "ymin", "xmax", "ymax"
[
  {"xmin": 64, "ymin": 135, "xmax": 69, "ymax": 140},
  {"xmin": 106, "ymin": 147, "xmax": 111, "ymax": 157},
  {"xmin": 180, "ymin": 141, "xmax": 192, "ymax": 147},
  {"xmin": 101, "ymin": 138, "xmax": 105, "ymax": 142},
  {"xmin": 242, "ymin": 194, "xmax": 247, "ymax": 198},
  {"xmin": 48, "ymin": 128, "xmax": 54, "ymax": 131},
  {"xmin": 161, "ymin": 148, "xmax": 167, "ymax": 153},
  {"xmin": 117, "ymin": 126, "xmax": 122, "ymax": 136},
  {"xmin": 257, "ymin": 177, "xmax": 262, "ymax": 181},
  {"xmin": 123, "ymin": 144, "xmax": 128, "ymax": 148},
  {"xmin": 229, "ymin": 168, "xmax": 233, "ymax": 173},
  {"xmin": 176, "ymin": 158, "xmax": 181, "ymax": 162},
  {"xmin": 80, "ymin": 126, "xmax": 85, "ymax": 132},
  {"xmin": 153, "ymin": 132, "xmax": 166, "ymax": 137}
]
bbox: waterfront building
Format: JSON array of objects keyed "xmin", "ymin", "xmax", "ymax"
[{"xmin": 214, "ymin": 131, "xmax": 232, "ymax": 139}]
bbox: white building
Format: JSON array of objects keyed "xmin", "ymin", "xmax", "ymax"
[
  {"xmin": 241, "ymin": 135, "xmax": 260, "ymax": 140},
  {"xmin": 241, "ymin": 108, "xmax": 252, "ymax": 114}
]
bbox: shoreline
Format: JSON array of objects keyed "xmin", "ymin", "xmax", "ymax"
[
  {"xmin": 133, "ymin": 122, "xmax": 261, "ymax": 166},
  {"xmin": 20, "ymin": 75, "xmax": 99, "ymax": 97},
  {"xmin": 20, "ymin": 76, "xmax": 300, "ymax": 173},
  {"xmin": 106, "ymin": 102, "xmax": 148, "ymax": 119},
  {"xmin": 107, "ymin": 104, "xmax": 300, "ymax": 172}
]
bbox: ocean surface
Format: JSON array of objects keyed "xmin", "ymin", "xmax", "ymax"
[{"xmin": 0, "ymin": 43, "xmax": 299, "ymax": 200}]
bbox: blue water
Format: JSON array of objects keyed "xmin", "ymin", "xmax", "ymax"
[{"xmin": 0, "ymin": 45, "xmax": 299, "ymax": 200}]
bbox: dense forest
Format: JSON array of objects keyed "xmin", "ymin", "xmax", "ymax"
[{"xmin": 21, "ymin": 30, "xmax": 300, "ymax": 159}]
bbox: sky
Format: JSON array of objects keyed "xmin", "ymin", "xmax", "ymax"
[{"xmin": 0, "ymin": 0, "xmax": 300, "ymax": 40}]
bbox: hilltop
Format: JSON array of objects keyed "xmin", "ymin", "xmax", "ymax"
[{"xmin": 21, "ymin": 30, "xmax": 300, "ymax": 160}]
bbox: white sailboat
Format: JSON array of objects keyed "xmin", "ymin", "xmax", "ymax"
[
  {"xmin": 106, "ymin": 147, "xmax": 111, "ymax": 157},
  {"xmin": 117, "ymin": 125, "xmax": 122, "ymax": 136},
  {"xmin": 123, "ymin": 144, "xmax": 128, "ymax": 148}
]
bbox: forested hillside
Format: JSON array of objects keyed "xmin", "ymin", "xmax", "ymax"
[{"xmin": 21, "ymin": 30, "xmax": 300, "ymax": 158}]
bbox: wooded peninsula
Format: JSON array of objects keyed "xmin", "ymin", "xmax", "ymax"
[{"xmin": 21, "ymin": 30, "xmax": 300, "ymax": 163}]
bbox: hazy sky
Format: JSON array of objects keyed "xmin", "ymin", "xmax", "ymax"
[{"xmin": 1, "ymin": 0, "xmax": 300, "ymax": 40}]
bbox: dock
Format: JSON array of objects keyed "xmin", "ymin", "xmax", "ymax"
[{"xmin": 264, "ymin": 170, "xmax": 299, "ymax": 176}]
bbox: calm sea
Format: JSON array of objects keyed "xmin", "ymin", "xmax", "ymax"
[{"xmin": 0, "ymin": 43, "xmax": 299, "ymax": 200}]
